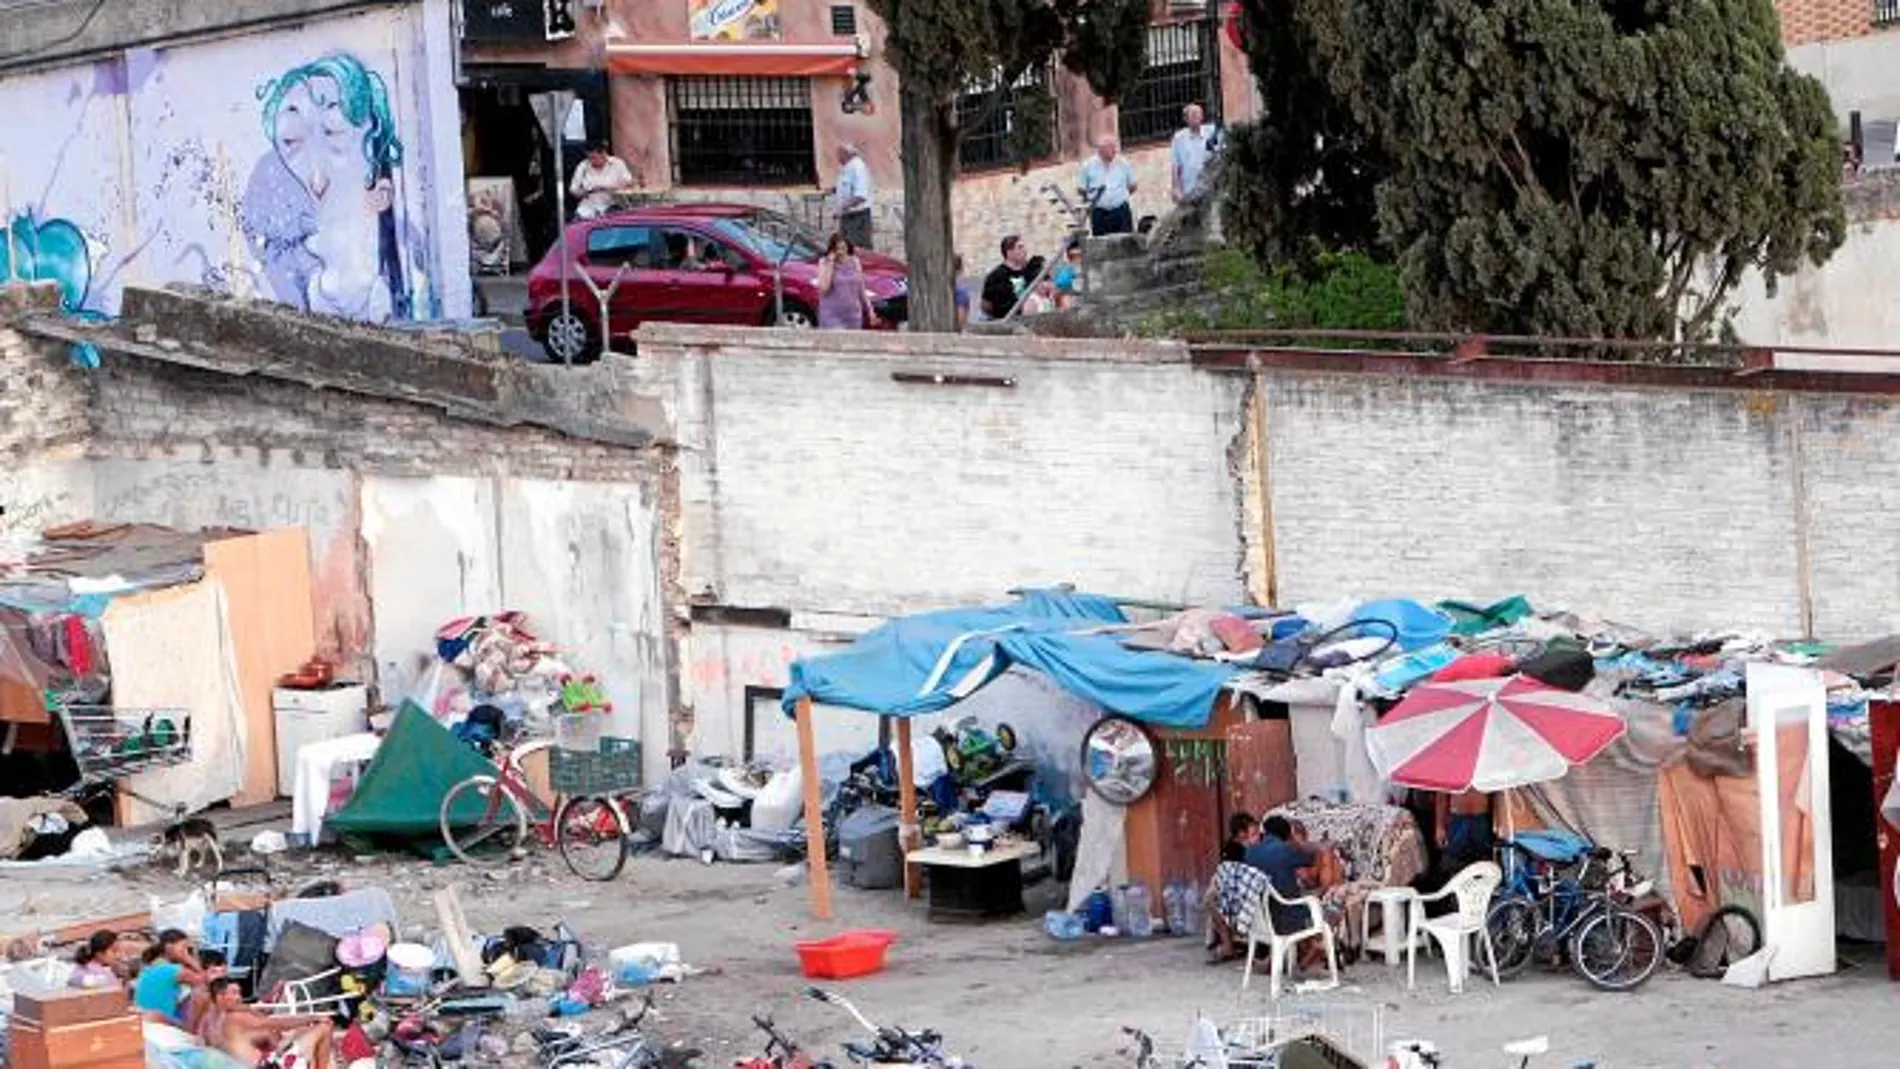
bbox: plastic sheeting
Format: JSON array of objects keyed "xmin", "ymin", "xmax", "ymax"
[{"xmin": 783, "ymin": 591, "xmax": 1238, "ymax": 729}]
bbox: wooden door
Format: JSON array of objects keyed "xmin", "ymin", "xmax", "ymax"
[{"xmin": 1227, "ymin": 717, "xmax": 1297, "ymax": 819}]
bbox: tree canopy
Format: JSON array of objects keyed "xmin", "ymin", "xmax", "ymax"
[
  {"xmin": 1226, "ymin": 0, "xmax": 1846, "ymax": 340},
  {"xmin": 866, "ymin": 0, "xmax": 1152, "ymax": 332}
]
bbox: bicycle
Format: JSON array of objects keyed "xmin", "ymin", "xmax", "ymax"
[
  {"xmin": 437, "ymin": 728, "xmax": 641, "ymax": 881},
  {"xmin": 1484, "ymin": 838, "xmax": 1663, "ymax": 991},
  {"xmin": 738, "ymin": 1014, "xmax": 827, "ymax": 1069},
  {"xmin": 805, "ymin": 987, "xmax": 970, "ymax": 1068},
  {"xmin": 531, "ymin": 992, "xmax": 662, "ymax": 1069}
]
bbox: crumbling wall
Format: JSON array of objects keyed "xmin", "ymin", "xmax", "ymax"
[{"xmin": 0, "ymin": 285, "xmax": 94, "ymax": 535}]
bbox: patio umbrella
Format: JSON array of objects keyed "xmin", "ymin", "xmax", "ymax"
[{"xmin": 1366, "ymin": 674, "xmax": 1626, "ymax": 792}]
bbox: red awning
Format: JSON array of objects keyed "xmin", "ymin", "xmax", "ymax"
[{"xmin": 606, "ymin": 43, "xmax": 860, "ymax": 77}]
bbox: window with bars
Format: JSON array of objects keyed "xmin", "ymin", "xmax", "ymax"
[
  {"xmin": 1117, "ymin": 20, "xmax": 1222, "ymax": 146},
  {"xmin": 668, "ymin": 76, "xmax": 817, "ymax": 186},
  {"xmin": 957, "ymin": 66, "xmax": 1056, "ymax": 171},
  {"xmin": 830, "ymin": 5, "xmax": 857, "ymax": 35},
  {"xmin": 1880, "ymin": 0, "xmax": 1900, "ymax": 26}
]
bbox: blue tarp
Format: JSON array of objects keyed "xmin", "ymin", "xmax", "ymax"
[{"xmin": 782, "ymin": 590, "xmax": 1239, "ymax": 729}]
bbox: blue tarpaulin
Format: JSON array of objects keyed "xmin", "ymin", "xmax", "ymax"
[{"xmin": 782, "ymin": 590, "xmax": 1239, "ymax": 729}]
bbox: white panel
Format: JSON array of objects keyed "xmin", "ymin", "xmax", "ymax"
[{"xmin": 361, "ymin": 475, "xmax": 500, "ymax": 705}]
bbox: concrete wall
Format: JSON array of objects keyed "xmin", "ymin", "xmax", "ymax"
[
  {"xmin": 1788, "ymin": 29, "xmax": 1900, "ymax": 126},
  {"xmin": 0, "ymin": 0, "xmax": 471, "ymax": 321},
  {"xmin": 1730, "ymin": 173, "xmax": 1900, "ymax": 348}
]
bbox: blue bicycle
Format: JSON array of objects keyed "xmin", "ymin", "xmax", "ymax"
[{"xmin": 1484, "ymin": 830, "xmax": 1664, "ymax": 991}]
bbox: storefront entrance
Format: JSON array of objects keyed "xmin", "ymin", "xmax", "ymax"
[{"xmin": 459, "ymin": 66, "xmax": 610, "ymax": 270}]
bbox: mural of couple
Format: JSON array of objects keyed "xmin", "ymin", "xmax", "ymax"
[{"xmin": 1, "ymin": 23, "xmax": 443, "ymax": 325}]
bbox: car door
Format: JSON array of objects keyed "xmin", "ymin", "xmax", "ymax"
[
  {"xmin": 580, "ymin": 223, "xmax": 658, "ymax": 341},
  {"xmin": 653, "ymin": 226, "xmax": 774, "ymax": 325}
]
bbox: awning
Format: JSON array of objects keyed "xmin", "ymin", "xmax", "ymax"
[{"xmin": 605, "ymin": 43, "xmax": 860, "ymax": 77}]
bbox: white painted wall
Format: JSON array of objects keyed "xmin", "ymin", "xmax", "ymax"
[
  {"xmin": 1730, "ymin": 216, "xmax": 1900, "ymax": 348},
  {"xmin": 1788, "ymin": 31, "xmax": 1900, "ymax": 132}
]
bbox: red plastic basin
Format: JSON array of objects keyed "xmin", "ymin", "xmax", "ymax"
[{"xmin": 793, "ymin": 928, "xmax": 898, "ymax": 980}]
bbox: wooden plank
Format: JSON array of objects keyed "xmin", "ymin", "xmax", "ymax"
[
  {"xmin": 204, "ymin": 529, "xmax": 317, "ymax": 807},
  {"xmin": 1225, "ymin": 717, "xmax": 1296, "ymax": 819},
  {"xmin": 895, "ymin": 717, "xmax": 919, "ymax": 900},
  {"xmin": 1871, "ymin": 699, "xmax": 1900, "ymax": 982},
  {"xmin": 796, "ymin": 698, "xmax": 833, "ymax": 920}
]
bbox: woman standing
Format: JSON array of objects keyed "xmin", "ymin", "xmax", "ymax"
[{"xmin": 815, "ymin": 233, "xmax": 878, "ymax": 330}]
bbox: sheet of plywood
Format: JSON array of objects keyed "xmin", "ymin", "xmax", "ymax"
[
  {"xmin": 204, "ymin": 529, "xmax": 316, "ymax": 807},
  {"xmin": 1227, "ymin": 717, "xmax": 1297, "ymax": 819}
]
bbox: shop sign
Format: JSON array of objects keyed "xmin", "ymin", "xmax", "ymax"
[
  {"xmin": 688, "ymin": 0, "xmax": 782, "ymax": 42},
  {"xmin": 462, "ymin": 0, "xmax": 576, "ymax": 43}
]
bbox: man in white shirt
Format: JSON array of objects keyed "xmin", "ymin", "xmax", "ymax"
[
  {"xmin": 1078, "ymin": 135, "xmax": 1137, "ymax": 236},
  {"xmin": 569, "ymin": 142, "xmax": 636, "ymax": 220},
  {"xmin": 1171, "ymin": 103, "xmax": 1219, "ymax": 202},
  {"xmin": 834, "ymin": 143, "xmax": 875, "ymax": 250}
]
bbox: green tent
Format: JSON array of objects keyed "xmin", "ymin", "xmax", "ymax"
[{"xmin": 326, "ymin": 702, "xmax": 500, "ymax": 839}]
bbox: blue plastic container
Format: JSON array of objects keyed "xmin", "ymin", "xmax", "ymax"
[
  {"xmin": 1351, "ymin": 599, "xmax": 1454, "ymax": 651},
  {"xmin": 1084, "ymin": 888, "xmax": 1114, "ymax": 933}
]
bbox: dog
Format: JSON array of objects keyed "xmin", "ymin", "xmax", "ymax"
[{"xmin": 152, "ymin": 817, "xmax": 223, "ymax": 878}]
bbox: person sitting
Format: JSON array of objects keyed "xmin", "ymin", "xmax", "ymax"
[
  {"xmin": 69, "ymin": 930, "xmax": 127, "ymax": 990},
  {"xmin": 1207, "ymin": 812, "xmax": 1263, "ymax": 963},
  {"xmin": 1289, "ymin": 820, "xmax": 1346, "ymax": 892},
  {"xmin": 132, "ymin": 929, "xmax": 206, "ymax": 1025},
  {"xmin": 980, "ymin": 235, "xmax": 1044, "ymax": 320},
  {"xmin": 199, "ymin": 977, "xmax": 335, "ymax": 1069},
  {"xmin": 1020, "ymin": 278, "xmax": 1058, "ymax": 315},
  {"xmin": 183, "ymin": 949, "xmax": 229, "ymax": 1035},
  {"xmin": 1244, "ymin": 815, "xmax": 1327, "ymax": 971},
  {"xmin": 569, "ymin": 142, "xmax": 637, "ymax": 221},
  {"xmin": 1051, "ymin": 242, "xmax": 1083, "ymax": 308}
]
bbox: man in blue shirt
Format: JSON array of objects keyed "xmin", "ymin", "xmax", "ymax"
[
  {"xmin": 1243, "ymin": 815, "xmax": 1328, "ymax": 974},
  {"xmin": 1078, "ymin": 135, "xmax": 1138, "ymax": 236}
]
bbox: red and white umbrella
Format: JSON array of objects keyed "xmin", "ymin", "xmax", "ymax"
[{"xmin": 1366, "ymin": 674, "xmax": 1626, "ymax": 792}]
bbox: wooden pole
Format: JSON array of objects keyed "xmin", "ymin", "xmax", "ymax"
[
  {"xmin": 896, "ymin": 717, "xmax": 920, "ymax": 899},
  {"xmin": 796, "ymin": 697, "xmax": 833, "ymax": 920}
]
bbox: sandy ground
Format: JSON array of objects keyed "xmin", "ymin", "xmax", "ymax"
[{"xmin": 11, "ymin": 841, "xmax": 1891, "ymax": 1069}]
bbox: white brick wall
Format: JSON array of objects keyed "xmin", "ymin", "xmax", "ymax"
[{"xmin": 630, "ymin": 326, "xmax": 1250, "ymax": 617}]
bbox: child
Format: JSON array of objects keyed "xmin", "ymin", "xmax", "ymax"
[
  {"xmin": 184, "ymin": 949, "xmax": 229, "ymax": 1034},
  {"xmin": 69, "ymin": 931, "xmax": 125, "ymax": 989},
  {"xmin": 1051, "ymin": 242, "xmax": 1083, "ymax": 308},
  {"xmin": 1020, "ymin": 277, "xmax": 1058, "ymax": 315}
]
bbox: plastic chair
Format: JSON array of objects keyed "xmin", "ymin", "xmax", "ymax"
[
  {"xmin": 1241, "ymin": 884, "xmax": 1339, "ymax": 999},
  {"xmin": 1407, "ymin": 861, "xmax": 1504, "ymax": 993}
]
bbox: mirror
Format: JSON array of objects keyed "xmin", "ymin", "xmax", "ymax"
[{"xmin": 1081, "ymin": 716, "xmax": 1158, "ymax": 806}]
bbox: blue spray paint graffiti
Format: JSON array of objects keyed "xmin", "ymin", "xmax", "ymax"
[
  {"xmin": 0, "ymin": 212, "xmax": 93, "ymax": 313},
  {"xmin": 242, "ymin": 52, "xmax": 434, "ymax": 321}
]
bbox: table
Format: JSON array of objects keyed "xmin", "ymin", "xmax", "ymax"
[
  {"xmin": 290, "ymin": 731, "xmax": 382, "ymax": 843},
  {"xmin": 906, "ymin": 841, "xmax": 1039, "ymax": 922},
  {"xmin": 1360, "ymin": 885, "xmax": 1420, "ymax": 965}
]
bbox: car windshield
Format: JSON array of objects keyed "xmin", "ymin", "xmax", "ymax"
[{"xmin": 708, "ymin": 212, "xmax": 825, "ymax": 264}]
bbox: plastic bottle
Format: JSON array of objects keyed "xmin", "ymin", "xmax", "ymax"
[
  {"xmin": 1125, "ymin": 884, "xmax": 1153, "ymax": 937},
  {"xmin": 1162, "ymin": 882, "xmax": 1186, "ymax": 935},
  {"xmin": 1085, "ymin": 888, "xmax": 1114, "ymax": 932},
  {"xmin": 1181, "ymin": 878, "xmax": 1204, "ymax": 938},
  {"xmin": 1110, "ymin": 885, "xmax": 1131, "ymax": 933}
]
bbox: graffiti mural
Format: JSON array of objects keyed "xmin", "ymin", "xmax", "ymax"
[{"xmin": 0, "ymin": 4, "xmax": 468, "ymax": 322}]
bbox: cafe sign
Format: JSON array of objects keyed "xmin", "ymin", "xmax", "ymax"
[{"xmin": 689, "ymin": 0, "xmax": 781, "ymax": 42}]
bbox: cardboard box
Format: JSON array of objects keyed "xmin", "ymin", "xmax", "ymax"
[
  {"xmin": 7, "ymin": 1014, "xmax": 142, "ymax": 1069},
  {"xmin": 11, "ymin": 986, "xmax": 130, "ymax": 1028}
]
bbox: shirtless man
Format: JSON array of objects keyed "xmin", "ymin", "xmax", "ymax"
[
  {"xmin": 199, "ymin": 978, "xmax": 334, "ymax": 1069},
  {"xmin": 1436, "ymin": 788, "xmax": 1495, "ymax": 871}
]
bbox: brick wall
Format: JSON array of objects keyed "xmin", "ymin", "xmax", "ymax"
[
  {"xmin": 628, "ymin": 325, "xmax": 1250, "ymax": 618},
  {"xmin": 0, "ymin": 286, "xmax": 90, "ymax": 461},
  {"xmin": 1777, "ymin": 0, "xmax": 1877, "ymax": 47}
]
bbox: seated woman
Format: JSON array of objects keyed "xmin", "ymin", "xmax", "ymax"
[
  {"xmin": 1206, "ymin": 812, "xmax": 1261, "ymax": 963},
  {"xmin": 69, "ymin": 931, "xmax": 127, "ymax": 990},
  {"xmin": 1290, "ymin": 820, "xmax": 1346, "ymax": 892}
]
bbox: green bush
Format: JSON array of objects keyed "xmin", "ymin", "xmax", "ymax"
[{"xmin": 1138, "ymin": 248, "xmax": 1406, "ymax": 337}]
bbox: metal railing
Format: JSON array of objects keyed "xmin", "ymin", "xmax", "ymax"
[
  {"xmin": 668, "ymin": 75, "xmax": 818, "ymax": 187},
  {"xmin": 958, "ymin": 65, "xmax": 1056, "ymax": 171}
]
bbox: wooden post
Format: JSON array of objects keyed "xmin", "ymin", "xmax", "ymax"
[
  {"xmin": 896, "ymin": 717, "xmax": 920, "ymax": 899},
  {"xmin": 796, "ymin": 697, "xmax": 833, "ymax": 920}
]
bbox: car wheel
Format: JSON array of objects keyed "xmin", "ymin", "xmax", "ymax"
[
  {"xmin": 773, "ymin": 304, "xmax": 817, "ymax": 329},
  {"xmin": 541, "ymin": 310, "xmax": 599, "ymax": 364}
]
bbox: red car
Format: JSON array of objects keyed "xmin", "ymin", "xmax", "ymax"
[{"xmin": 525, "ymin": 203, "xmax": 909, "ymax": 362}]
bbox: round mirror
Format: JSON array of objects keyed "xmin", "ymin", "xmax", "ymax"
[{"xmin": 1081, "ymin": 715, "xmax": 1158, "ymax": 806}]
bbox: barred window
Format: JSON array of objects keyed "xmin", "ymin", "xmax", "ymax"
[
  {"xmin": 668, "ymin": 76, "xmax": 817, "ymax": 186},
  {"xmin": 1880, "ymin": 0, "xmax": 1900, "ymax": 26},
  {"xmin": 957, "ymin": 65, "xmax": 1056, "ymax": 172},
  {"xmin": 1117, "ymin": 20, "xmax": 1222, "ymax": 146}
]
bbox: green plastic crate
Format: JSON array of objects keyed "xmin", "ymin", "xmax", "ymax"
[{"xmin": 549, "ymin": 736, "xmax": 642, "ymax": 794}]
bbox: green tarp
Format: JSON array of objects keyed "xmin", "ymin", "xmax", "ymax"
[{"xmin": 326, "ymin": 702, "xmax": 498, "ymax": 838}]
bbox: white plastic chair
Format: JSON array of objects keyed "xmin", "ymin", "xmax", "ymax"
[
  {"xmin": 1407, "ymin": 860, "xmax": 1503, "ymax": 993},
  {"xmin": 1241, "ymin": 883, "xmax": 1339, "ymax": 999}
]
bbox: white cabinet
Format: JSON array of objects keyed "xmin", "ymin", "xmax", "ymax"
[{"xmin": 273, "ymin": 683, "xmax": 369, "ymax": 797}]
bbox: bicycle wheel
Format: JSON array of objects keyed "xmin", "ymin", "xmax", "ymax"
[
  {"xmin": 440, "ymin": 775, "xmax": 529, "ymax": 866},
  {"xmin": 556, "ymin": 795, "xmax": 631, "ymax": 882},
  {"xmin": 1687, "ymin": 904, "xmax": 1761, "ymax": 980},
  {"xmin": 1570, "ymin": 906, "xmax": 1663, "ymax": 991},
  {"xmin": 1486, "ymin": 897, "xmax": 1539, "ymax": 979}
]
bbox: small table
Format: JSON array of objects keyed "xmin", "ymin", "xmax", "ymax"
[
  {"xmin": 1361, "ymin": 885, "xmax": 1420, "ymax": 965},
  {"xmin": 906, "ymin": 841, "xmax": 1039, "ymax": 922}
]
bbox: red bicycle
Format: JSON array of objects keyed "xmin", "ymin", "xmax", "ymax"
[{"xmin": 437, "ymin": 730, "xmax": 642, "ymax": 881}]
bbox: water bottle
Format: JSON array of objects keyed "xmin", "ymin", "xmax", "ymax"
[
  {"xmin": 1125, "ymin": 884, "xmax": 1153, "ymax": 937},
  {"xmin": 1181, "ymin": 878, "xmax": 1204, "ymax": 938},
  {"xmin": 1084, "ymin": 888, "xmax": 1114, "ymax": 932},
  {"xmin": 1110, "ymin": 885, "xmax": 1131, "ymax": 933},
  {"xmin": 1162, "ymin": 882, "xmax": 1186, "ymax": 935}
]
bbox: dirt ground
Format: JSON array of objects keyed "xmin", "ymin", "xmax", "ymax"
[{"xmin": 8, "ymin": 846, "xmax": 1894, "ymax": 1069}]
